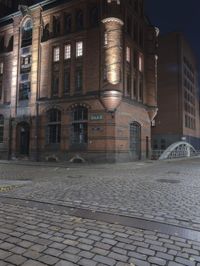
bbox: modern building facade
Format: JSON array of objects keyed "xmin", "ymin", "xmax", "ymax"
[
  {"xmin": 152, "ymin": 32, "xmax": 200, "ymax": 151},
  {"xmin": 0, "ymin": 0, "xmax": 158, "ymax": 163}
]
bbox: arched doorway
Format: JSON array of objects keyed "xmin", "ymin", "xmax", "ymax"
[
  {"xmin": 130, "ymin": 122, "xmax": 141, "ymax": 160},
  {"xmin": 17, "ymin": 122, "xmax": 30, "ymax": 156}
]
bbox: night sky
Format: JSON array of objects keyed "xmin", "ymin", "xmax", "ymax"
[{"xmin": 144, "ymin": 0, "xmax": 200, "ymax": 69}]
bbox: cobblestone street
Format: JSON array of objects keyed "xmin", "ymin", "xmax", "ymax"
[{"xmin": 0, "ymin": 158, "xmax": 200, "ymax": 265}]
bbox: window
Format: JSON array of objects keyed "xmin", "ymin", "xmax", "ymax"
[
  {"xmin": 53, "ymin": 47, "xmax": 60, "ymax": 62},
  {"xmin": 76, "ymin": 41, "xmax": 83, "ymax": 57},
  {"xmin": 42, "ymin": 24, "xmax": 50, "ymax": 41},
  {"xmin": 21, "ymin": 56, "xmax": 31, "ymax": 72},
  {"xmin": 19, "ymin": 81, "xmax": 30, "ymax": 100},
  {"xmin": 127, "ymin": 73, "xmax": 131, "ymax": 96},
  {"xmin": 76, "ymin": 10, "xmax": 84, "ymax": 31},
  {"xmin": 104, "ymin": 32, "xmax": 108, "ymax": 46},
  {"xmin": 133, "ymin": 20, "xmax": 138, "ymax": 42},
  {"xmin": 126, "ymin": 47, "xmax": 131, "ymax": 62},
  {"xmin": 75, "ymin": 67, "xmax": 83, "ymax": 92},
  {"xmin": 47, "ymin": 109, "xmax": 61, "ymax": 144},
  {"xmin": 139, "ymin": 53, "xmax": 144, "ymax": 72},
  {"xmin": 52, "ymin": 71, "xmax": 59, "ymax": 96},
  {"xmin": 72, "ymin": 107, "xmax": 88, "ymax": 145},
  {"xmin": 133, "ymin": 77, "xmax": 137, "ymax": 98},
  {"xmin": 0, "ymin": 115, "xmax": 4, "ymax": 143},
  {"xmin": 64, "ymin": 14, "xmax": 72, "ymax": 34},
  {"xmin": 90, "ymin": 6, "xmax": 99, "ymax": 27},
  {"xmin": 64, "ymin": 70, "xmax": 70, "ymax": 94},
  {"xmin": 64, "ymin": 44, "xmax": 71, "ymax": 60},
  {"xmin": 139, "ymin": 74, "xmax": 143, "ymax": 101},
  {"xmin": 53, "ymin": 16, "xmax": 60, "ymax": 36},
  {"xmin": 0, "ymin": 62, "xmax": 3, "ymax": 75},
  {"xmin": 133, "ymin": 51, "xmax": 138, "ymax": 71},
  {"xmin": 139, "ymin": 27, "xmax": 143, "ymax": 47},
  {"xmin": 21, "ymin": 19, "xmax": 33, "ymax": 47},
  {"xmin": 126, "ymin": 17, "xmax": 132, "ymax": 35}
]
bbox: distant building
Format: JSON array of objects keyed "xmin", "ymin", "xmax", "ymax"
[
  {"xmin": 152, "ymin": 32, "xmax": 200, "ymax": 151},
  {"xmin": 0, "ymin": 0, "xmax": 158, "ymax": 163}
]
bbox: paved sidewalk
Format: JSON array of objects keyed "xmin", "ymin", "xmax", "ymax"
[{"xmin": 0, "ymin": 202, "xmax": 200, "ymax": 266}]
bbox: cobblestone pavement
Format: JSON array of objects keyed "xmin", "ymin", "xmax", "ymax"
[
  {"xmin": 1, "ymin": 158, "xmax": 200, "ymax": 230},
  {"xmin": 0, "ymin": 202, "xmax": 200, "ymax": 266}
]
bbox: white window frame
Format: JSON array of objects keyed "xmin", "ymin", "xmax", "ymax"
[
  {"xmin": 76, "ymin": 41, "xmax": 83, "ymax": 57},
  {"xmin": 64, "ymin": 44, "xmax": 71, "ymax": 60},
  {"xmin": 53, "ymin": 47, "xmax": 60, "ymax": 62}
]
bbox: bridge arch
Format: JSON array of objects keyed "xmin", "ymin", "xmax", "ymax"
[{"xmin": 159, "ymin": 141, "xmax": 197, "ymax": 160}]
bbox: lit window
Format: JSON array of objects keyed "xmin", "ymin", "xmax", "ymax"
[
  {"xmin": 76, "ymin": 41, "xmax": 83, "ymax": 57},
  {"xmin": 0, "ymin": 62, "xmax": 3, "ymax": 75},
  {"xmin": 126, "ymin": 46, "xmax": 131, "ymax": 62},
  {"xmin": 104, "ymin": 32, "xmax": 108, "ymax": 46},
  {"xmin": 64, "ymin": 44, "xmax": 71, "ymax": 60},
  {"xmin": 139, "ymin": 53, "xmax": 143, "ymax": 72},
  {"xmin": 53, "ymin": 47, "xmax": 60, "ymax": 62}
]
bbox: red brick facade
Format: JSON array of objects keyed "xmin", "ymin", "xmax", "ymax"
[{"xmin": 0, "ymin": 0, "xmax": 157, "ymax": 162}]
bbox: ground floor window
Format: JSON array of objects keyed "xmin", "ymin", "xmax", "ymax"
[
  {"xmin": 46, "ymin": 109, "xmax": 61, "ymax": 144},
  {"xmin": 71, "ymin": 106, "xmax": 88, "ymax": 144}
]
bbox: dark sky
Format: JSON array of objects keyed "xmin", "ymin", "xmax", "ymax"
[{"xmin": 144, "ymin": 0, "xmax": 200, "ymax": 67}]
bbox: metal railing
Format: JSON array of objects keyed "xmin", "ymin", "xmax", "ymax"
[{"xmin": 151, "ymin": 147, "xmax": 200, "ymax": 160}]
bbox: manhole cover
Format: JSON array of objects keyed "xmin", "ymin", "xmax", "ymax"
[{"xmin": 156, "ymin": 179, "xmax": 181, "ymax": 184}]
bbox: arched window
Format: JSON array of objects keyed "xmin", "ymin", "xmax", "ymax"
[
  {"xmin": 90, "ymin": 6, "xmax": 99, "ymax": 27},
  {"xmin": 21, "ymin": 18, "xmax": 33, "ymax": 47},
  {"xmin": 42, "ymin": 23, "xmax": 50, "ymax": 42},
  {"xmin": 46, "ymin": 109, "xmax": 61, "ymax": 144},
  {"xmin": 0, "ymin": 115, "xmax": 4, "ymax": 143},
  {"xmin": 71, "ymin": 107, "xmax": 88, "ymax": 144},
  {"xmin": 76, "ymin": 10, "xmax": 84, "ymax": 31}
]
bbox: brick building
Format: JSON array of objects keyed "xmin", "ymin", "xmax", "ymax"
[
  {"xmin": 0, "ymin": 0, "xmax": 158, "ymax": 163},
  {"xmin": 152, "ymin": 32, "xmax": 200, "ymax": 151}
]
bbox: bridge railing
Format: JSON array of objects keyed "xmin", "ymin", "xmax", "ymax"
[{"xmin": 151, "ymin": 142, "xmax": 200, "ymax": 160}]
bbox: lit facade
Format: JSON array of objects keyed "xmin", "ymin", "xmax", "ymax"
[
  {"xmin": 152, "ymin": 32, "xmax": 200, "ymax": 151},
  {"xmin": 0, "ymin": 0, "xmax": 158, "ymax": 162}
]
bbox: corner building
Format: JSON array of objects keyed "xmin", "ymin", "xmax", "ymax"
[
  {"xmin": 0, "ymin": 0, "xmax": 158, "ymax": 162},
  {"xmin": 152, "ymin": 32, "xmax": 200, "ymax": 151}
]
